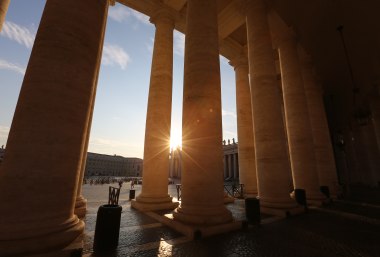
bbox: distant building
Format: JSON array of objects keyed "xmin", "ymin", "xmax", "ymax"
[
  {"xmin": 84, "ymin": 152, "xmax": 143, "ymax": 177},
  {"xmin": 169, "ymin": 139, "xmax": 239, "ymax": 181},
  {"xmin": 223, "ymin": 138, "xmax": 239, "ymax": 181},
  {"xmin": 0, "ymin": 146, "xmax": 5, "ymax": 164}
]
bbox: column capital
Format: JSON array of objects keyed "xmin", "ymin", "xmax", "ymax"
[
  {"xmin": 273, "ymin": 27, "xmax": 297, "ymax": 48},
  {"xmin": 150, "ymin": 9, "xmax": 176, "ymax": 28},
  {"xmin": 229, "ymin": 54, "xmax": 248, "ymax": 70}
]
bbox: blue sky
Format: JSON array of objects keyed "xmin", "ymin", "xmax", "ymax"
[{"xmin": 0, "ymin": 1, "xmax": 237, "ymax": 158}]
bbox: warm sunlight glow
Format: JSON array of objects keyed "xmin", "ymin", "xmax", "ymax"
[{"xmin": 170, "ymin": 129, "xmax": 182, "ymax": 150}]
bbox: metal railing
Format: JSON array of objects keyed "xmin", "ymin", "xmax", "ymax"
[
  {"xmin": 108, "ymin": 186, "xmax": 120, "ymax": 205},
  {"xmin": 175, "ymin": 183, "xmax": 244, "ymax": 201},
  {"xmin": 224, "ymin": 184, "xmax": 244, "ymax": 198}
]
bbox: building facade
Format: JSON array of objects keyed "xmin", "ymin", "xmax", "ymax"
[{"xmin": 84, "ymin": 152, "xmax": 142, "ymax": 177}]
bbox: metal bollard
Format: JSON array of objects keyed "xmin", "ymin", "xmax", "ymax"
[
  {"xmin": 245, "ymin": 198, "xmax": 261, "ymax": 225},
  {"xmin": 320, "ymin": 186, "xmax": 330, "ymax": 198},
  {"xmin": 93, "ymin": 204, "xmax": 122, "ymax": 252},
  {"xmin": 129, "ymin": 189, "xmax": 135, "ymax": 200},
  {"xmin": 294, "ymin": 188, "xmax": 307, "ymax": 207}
]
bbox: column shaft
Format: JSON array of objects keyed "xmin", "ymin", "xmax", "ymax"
[
  {"xmin": 278, "ymin": 36, "xmax": 324, "ymax": 202},
  {"xmin": 173, "ymin": 0, "xmax": 232, "ymax": 225},
  {"xmin": 75, "ymin": 1, "xmax": 108, "ymax": 218},
  {"xmin": 300, "ymin": 52, "xmax": 339, "ymax": 197},
  {"xmin": 246, "ymin": 0, "xmax": 297, "ymax": 212},
  {"xmin": 0, "ymin": 0, "xmax": 10, "ymax": 31},
  {"xmin": 0, "ymin": 0, "xmax": 108, "ymax": 255},
  {"xmin": 231, "ymin": 57, "xmax": 257, "ymax": 196},
  {"xmin": 132, "ymin": 10, "xmax": 178, "ymax": 211}
]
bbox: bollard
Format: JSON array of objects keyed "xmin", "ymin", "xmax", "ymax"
[
  {"xmin": 129, "ymin": 189, "xmax": 135, "ymax": 200},
  {"xmin": 294, "ymin": 189, "xmax": 307, "ymax": 207},
  {"xmin": 93, "ymin": 204, "xmax": 122, "ymax": 252},
  {"xmin": 245, "ymin": 198, "xmax": 261, "ymax": 225},
  {"xmin": 320, "ymin": 186, "xmax": 330, "ymax": 198}
]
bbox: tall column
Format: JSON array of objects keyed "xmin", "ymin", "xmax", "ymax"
[
  {"xmin": 355, "ymin": 123, "xmax": 380, "ymax": 186},
  {"xmin": 0, "ymin": 0, "xmax": 10, "ymax": 31},
  {"xmin": 0, "ymin": 0, "xmax": 109, "ymax": 255},
  {"xmin": 230, "ymin": 55, "xmax": 258, "ymax": 196},
  {"xmin": 173, "ymin": 0, "xmax": 232, "ymax": 225},
  {"xmin": 223, "ymin": 155, "xmax": 227, "ymax": 179},
  {"xmin": 371, "ymin": 88, "xmax": 380, "ymax": 152},
  {"xmin": 246, "ymin": 0, "xmax": 298, "ymax": 214},
  {"xmin": 132, "ymin": 10, "xmax": 178, "ymax": 211},
  {"xmin": 299, "ymin": 51, "xmax": 339, "ymax": 198},
  {"xmin": 75, "ymin": 1, "xmax": 108, "ymax": 218},
  {"xmin": 277, "ymin": 33, "xmax": 325, "ymax": 203},
  {"xmin": 228, "ymin": 154, "xmax": 233, "ymax": 178}
]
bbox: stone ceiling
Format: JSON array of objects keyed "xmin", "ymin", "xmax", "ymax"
[{"xmin": 118, "ymin": 0, "xmax": 380, "ymax": 125}]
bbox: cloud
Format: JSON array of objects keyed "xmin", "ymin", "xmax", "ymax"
[
  {"xmin": 130, "ymin": 9, "xmax": 150, "ymax": 25},
  {"xmin": 222, "ymin": 109, "xmax": 237, "ymax": 118},
  {"xmin": 108, "ymin": 5, "xmax": 130, "ymax": 22},
  {"xmin": 108, "ymin": 5, "xmax": 150, "ymax": 26},
  {"xmin": 174, "ymin": 31, "xmax": 185, "ymax": 56},
  {"xmin": 102, "ymin": 43, "xmax": 130, "ymax": 70},
  {"xmin": 0, "ymin": 21, "xmax": 36, "ymax": 49},
  {"xmin": 0, "ymin": 59, "xmax": 26, "ymax": 75}
]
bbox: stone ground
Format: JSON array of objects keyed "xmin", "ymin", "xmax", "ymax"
[{"xmin": 81, "ymin": 183, "xmax": 380, "ymax": 257}]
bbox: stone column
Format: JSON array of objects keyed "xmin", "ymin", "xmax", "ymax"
[
  {"xmin": 132, "ymin": 10, "xmax": 178, "ymax": 211},
  {"xmin": 371, "ymin": 88, "xmax": 380, "ymax": 152},
  {"xmin": 299, "ymin": 51, "xmax": 339, "ymax": 198},
  {"xmin": 277, "ymin": 33, "xmax": 325, "ymax": 203},
  {"xmin": 0, "ymin": 0, "xmax": 108, "ymax": 255},
  {"xmin": 228, "ymin": 154, "xmax": 233, "ymax": 178},
  {"xmin": 223, "ymin": 155, "xmax": 227, "ymax": 179},
  {"xmin": 173, "ymin": 0, "xmax": 232, "ymax": 225},
  {"xmin": 246, "ymin": 0, "xmax": 298, "ymax": 215},
  {"xmin": 230, "ymin": 55, "xmax": 258, "ymax": 196},
  {"xmin": 355, "ymin": 123, "xmax": 380, "ymax": 186},
  {"xmin": 75, "ymin": 1, "xmax": 108, "ymax": 218},
  {"xmin": 0, "ymin": 0, "xmax": 10, "ymax": 31}
]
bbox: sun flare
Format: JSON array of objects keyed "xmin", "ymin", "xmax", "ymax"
[{"xmin": 170, "ymin": 129, "xmax": 182, "ymax": 150}]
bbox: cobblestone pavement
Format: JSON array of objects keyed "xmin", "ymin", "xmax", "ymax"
[{"xmin": 82, "ymin": 184, "xmax": 380, "ymax": 257}]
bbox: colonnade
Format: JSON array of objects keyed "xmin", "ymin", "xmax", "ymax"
[
  {"xmin": 0, "ymin": 0, "xmax": 365, "ymax": 255},
  {"xmin": 223, "ymin": 152, "xmax": 239, "ymax": 180}
]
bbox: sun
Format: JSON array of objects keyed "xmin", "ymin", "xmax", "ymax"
[{"xmin": 170, "ymin": 129, "xmax": 182, "ymax": 150}]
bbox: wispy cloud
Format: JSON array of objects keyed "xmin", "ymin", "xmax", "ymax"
[
  {"xmin": 0, "ymin": 59, "xmax": 26, "ymax": 75},
  {"xmin": 108, "ymin": 5, "xmax": 130, "ymax": 22},
  {"xmin": 0, "ymin": 21, "xmax": 36, "ymax": 49},
  {"xmin": 222, "ymin": 109, "xmax": 237, "ymax": 118},
  {"xmin": 102, "ymin": 43, "xmax": 130, "ymax": 70},
  {"xmin": 108, "ymin": 5, "xmax": 150, "ymax": 26},
  {"xmin": 174, "ymin": 31, "xmax": 185, "ymax": 56},
  {"xmin": 130, "ymin": 9, "xmax": 150, "ymax": 25}
]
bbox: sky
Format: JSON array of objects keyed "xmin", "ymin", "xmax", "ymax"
[{"xmin": 0, "ymin": 0, "xmax": 238, "ymax": 158}]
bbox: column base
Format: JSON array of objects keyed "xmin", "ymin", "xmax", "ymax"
[
  {"xmin": 74, "ymin": 195, "xmax": 87, "ymax": 219},
  {"xmin": 0, "ymin": 218, "xmax": 84, "ymax": 257},
  {"xmin": 260, "ymin": 205, "xmax": 305, "ymax": 217},
  {"xmin": 131, "ymin": 195, "xmax": 179, "ymax": 211},
  {"xmin": 223, "ymin": 192, "xmax": 235, "ymax": 204},
  {"xmin": 147, "ymin": 211, "xmax": 242, "ymax": 240},
  {"xmin": 173, "ymin": 205, "xmax": 232, "ymax": 225}
]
